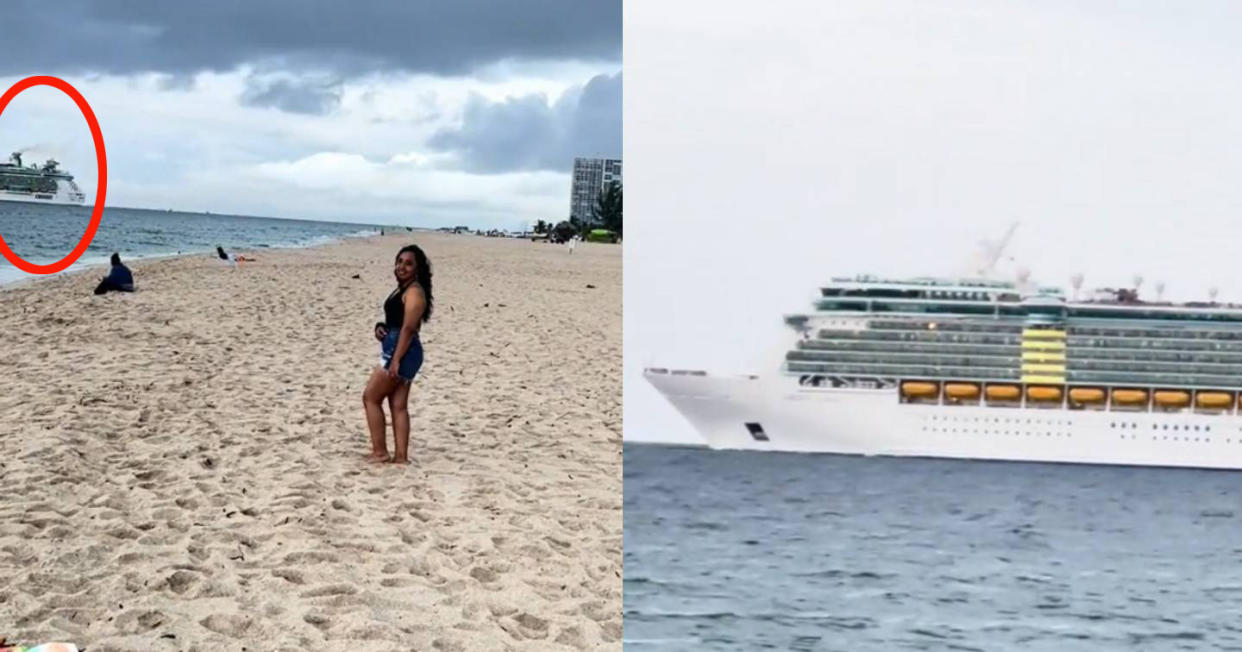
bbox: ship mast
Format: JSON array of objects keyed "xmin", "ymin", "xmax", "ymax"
[
  {"xmin": 960, "ymin": 221, "xmax": 1019, "ymax": 280},
  {"xmin": 978, "ymin": 221, "xmax": 1018, "ymax": 277}
]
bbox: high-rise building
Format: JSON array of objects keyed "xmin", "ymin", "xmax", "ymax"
[{"xmin": 570, "ymin": 157, "xmax": 622, "ymax": 224}]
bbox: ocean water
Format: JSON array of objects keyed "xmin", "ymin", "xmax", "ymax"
[
  {"xmin": 624, "ymin": 443, "xmax": 1242, "ymax": 651},
  {"xmin": 0, "ymin": 202, "xmax": 386, "ymax": 285}
]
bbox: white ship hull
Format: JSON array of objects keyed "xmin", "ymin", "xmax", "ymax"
[
  {"xmin": 646, "ymin": 369, "xmax": 1242, "ymax": 470},
  {"xmin": 0, "ymin": 185, "xmax": 85, "ymax": 206}
]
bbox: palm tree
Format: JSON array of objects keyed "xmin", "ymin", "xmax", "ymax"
[
  {"xmin": 533, "ymin": 219, "xmax": 549, "ymax": 234},
  {"xmin": 592, "ymin": 182, "xmax": 622, "ymax": 236},
  {"xmin": 552, "ymin": 220, "xmax": 577, "ymax": 243},
  {"xmin": 569, "ymin": 216, "xmax": 588, "ymax": 239}
]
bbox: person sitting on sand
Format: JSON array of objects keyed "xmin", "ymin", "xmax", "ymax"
[
  {"xmin": 362, "ymin": 244, "xmax": 433, "ymax": 464},
  {"xmin": 93, "ymin": 253, "xmax": 134, "ymax": 295}
]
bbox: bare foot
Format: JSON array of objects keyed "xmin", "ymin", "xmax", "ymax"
[
  {"xmin": 388, "ymin": 456, "xmax": 410, "ymax": 465},
  {"xmin": 364, "ymin": 452, "xmax": 391, "ymax": 463}
]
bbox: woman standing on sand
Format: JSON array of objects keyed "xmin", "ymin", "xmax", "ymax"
[{"xmin": 363, "ymin": 244, "xmax": 433, "ymax": 464}]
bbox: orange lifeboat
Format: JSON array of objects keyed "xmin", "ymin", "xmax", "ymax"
[
  {"xmin": 944, "ymin": 383, "xmax": 980, "ymax": 400},
  {"xmin": 1027, "ymin": 385, "xmax": 1063, "ymax": 402},
  {"xmin": 1068, "ymin": 388, "xmax": 1105, "ymax": 404},
  {"xmin": 901, "ymin": 381, "xmax": 938, "ymax": 398},
  {"xmin": 985, "ymin": 384, "xmax": 1020, "ymax": 401},
  {"xmin": 1154, "ymin": 390, "xmax": 1191, "ymax": 408},
  {"xmin": 1196, "ymin": 392, "xmax": 1232, "ymax": 409},
  {"xmin": 1111, "ymin": 389, "xmax": 1148, "ymax": 405}
]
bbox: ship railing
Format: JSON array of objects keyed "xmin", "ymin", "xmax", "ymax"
[
  {"xmin": 815, "ymin": 330, "xmax": 1022, "ymax": 345},
  {"xmin": 799, "ymin": 340, "xmax": 1021, "ymax": 355},
  {"xmin": 1070, "ymin": 326, "xmax": 1242, "ymax": 341},
  {"xmin": 1069, "ymin": 334, "xmax": 1242, "ymax": 351}
]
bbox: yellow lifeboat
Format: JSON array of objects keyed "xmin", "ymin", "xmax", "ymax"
[
  {"xmin": 901, "ymin": 381, "xmax": 938, "ymax": 398},
  {"xmin": 1154, "ymin": 390, "xmax": 1191, "ymax": 407},
  {"xmin": 1068, "ymin": 388, "xmax": 1105, "ymax": 404},
  {"xmin": 944, "ymin": 383, "xmax": 980, "ymax": 400},
  {"xmin": 1196, "ymin": 391, "xmax": 1232, "ymax": 408},
  {"xmin": 1027, "ymin": 385, "xmax": 1063, "ymax": 402},
  {"xmin": 985, "ymin": 384, "xmax": 1020, "ymax": 401},
  {"xmin": 1111, "ymin": 389, "xmax": 1148, "ymax": 405}
]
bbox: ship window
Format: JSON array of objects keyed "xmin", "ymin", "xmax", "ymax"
[{"xmin": 744, "ymin": 422, "xmax": 769, "ymax": 441}]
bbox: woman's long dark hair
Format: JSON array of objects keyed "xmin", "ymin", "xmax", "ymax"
[{"xmin": 398, "ymin": 244, "xmax": 433, "ymax": 323}]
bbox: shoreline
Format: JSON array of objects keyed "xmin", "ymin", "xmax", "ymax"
[{"xmin": 0, "ymin": 228, "xmax": 383, "ymax": 291}]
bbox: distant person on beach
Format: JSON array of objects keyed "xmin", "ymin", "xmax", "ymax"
[
  {"xmin": 216, "ymin": 245, "xmax": 251, "ymax": 266},
  {"xmin": 363, "ymin": 244, "xmax": 433, "ymax": 464},
  {"xmin": 93, "ymin": 253, "xmax": 134, "ymax": 295},
  {"xmin": 568, "ymin": 235, "xmax": 577, "ymax": 254}
]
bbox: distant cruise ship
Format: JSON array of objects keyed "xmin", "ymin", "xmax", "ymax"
[
  {"xmin": 0, "ymin": 152, "xmax": 86, "ymax": 205},
  {"xmin": 645, "ymin": 231, "xmax": 1242, "ymax": 470}
]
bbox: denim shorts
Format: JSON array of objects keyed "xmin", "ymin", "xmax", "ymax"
[{"xmin": 379, "ymin": 329, "xmax": 424, "ymax": 382}]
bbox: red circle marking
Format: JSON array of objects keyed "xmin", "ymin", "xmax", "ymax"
[{"xmin": 0, "ymin": 76, "xmax": 107, "ymax": 274}]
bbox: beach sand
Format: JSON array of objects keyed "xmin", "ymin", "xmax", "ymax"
[{"xmin": 0, "ymin": 233, "xmax": 621, "ymax": 651}]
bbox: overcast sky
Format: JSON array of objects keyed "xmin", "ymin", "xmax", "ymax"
[
  {"xmin": 0, "ymin": 1, "xmax": 620, "ymax": 228},
  {"xmin": 626, "ymin": 0, "xmax": 1242, "ymax": 444}
]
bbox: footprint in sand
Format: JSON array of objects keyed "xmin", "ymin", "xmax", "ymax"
[
  {"xmin": 550, "ymin": 625, "xmax": 588, "ymax": 650},
  {"xmin": 114, "ymin": 609, "xmax": 168, "ymax": 635},
  {"xmin": 300, "ymin": 583, "xmax": 358, "ymax": 598},
  {"xmin": 200, "ymin": 613, "xmax": 256, "ymax": 636},
  {"xmin": 272, "ymin": 568, "xmax": 305, "ymax": 584},
  {"xmin": 166, "ymin": 570, "xmax": 200, "ymax": 595},
  {"xmin": 303, "ymin": 612, "xmax": 331, "ymax": 630},
  {"xmin": 469, "ymin": 566, "xmax": 499, "ymax": 584}
]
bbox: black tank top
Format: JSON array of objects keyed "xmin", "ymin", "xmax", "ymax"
[{"xmin": 384, "ymin": 282, "xmax": 416, "ymax": 330}]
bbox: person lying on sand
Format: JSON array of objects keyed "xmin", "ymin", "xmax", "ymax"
[
  {"xmin": 216, "ymin": 245, "xmax": 253, "ymax": 266},
  {"xmin": 93, "ymin": 253, "xmax": 134, "ymax": 295},
  {"xmin": 362, "ymin": 244, "xmax": 433, "ymax": 464}
]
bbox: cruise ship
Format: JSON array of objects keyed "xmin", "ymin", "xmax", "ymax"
[
  {"xmin": 645, "ymin": 241, "xmax": 1242, "ymax": 470},
  {"xmin": 0, "ymin": 152, "xmax": 86, "ymax": 205}
]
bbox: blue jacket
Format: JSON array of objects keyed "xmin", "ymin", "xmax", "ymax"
[{"xmin": 107, "ymin": 263, "xmax": 134, "ymax": 290}]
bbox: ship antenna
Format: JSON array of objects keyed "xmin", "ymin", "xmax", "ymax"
[
  {"xmin": 1156, "ymin": 281, "xmax": 1166, "ymax": 302},
  {"xmin": 1210, "ymin": 286, "xmax": 1220, "ymax": 305},
  {"xmin": 1071, "ymin": 272, "xmax": 1084, "ymax": 302}
]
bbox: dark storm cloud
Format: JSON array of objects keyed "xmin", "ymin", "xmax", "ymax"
[
  {"xmin": 240, "ymin": 76, "xmax": 344, "ymax": 115},
  {"xmin": 428, "ymin": 72, "xmax": 621, "ymax": 173},
  {"xmin": 1, "ymin": 0, "xmax": 620, "ymax": 78}
]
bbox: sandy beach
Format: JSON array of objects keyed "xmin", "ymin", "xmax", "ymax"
[{"xmin": 0, "ymin": 233, "xmax": 621, "ymax": 650}]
